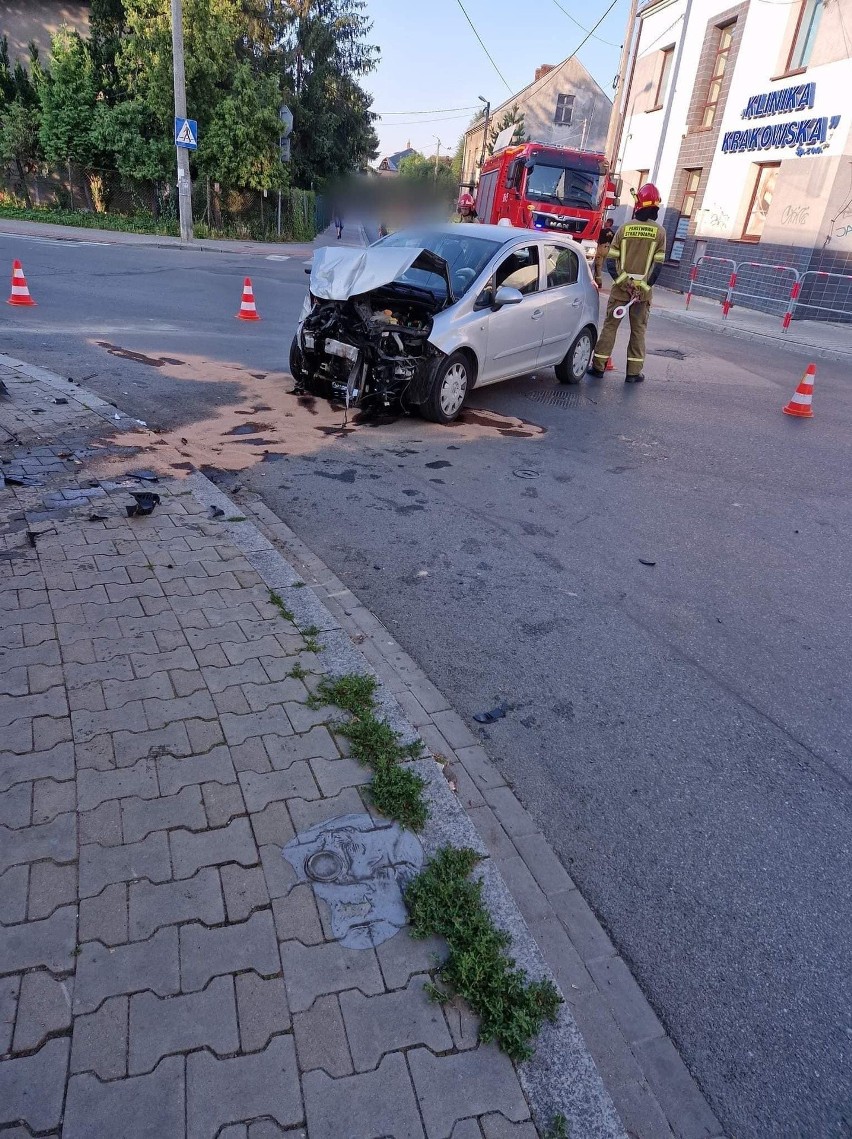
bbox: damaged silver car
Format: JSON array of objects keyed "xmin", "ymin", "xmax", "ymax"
[{"xmin": 290, "ymin": 224, "xmax": 600, "ymax": 424}]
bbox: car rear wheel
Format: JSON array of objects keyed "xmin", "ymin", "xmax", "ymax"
[
  {"xmin": 556, "ymin": 328, "xmax": 594, "ymax": 385},
  {"xmin": 421, "ymin": 352, "xmax": 472, "ymax": 424}
]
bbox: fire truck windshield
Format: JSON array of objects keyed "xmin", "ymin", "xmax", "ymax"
[{"xmin": 526, "ymin": 163, "xmax": 601, "ymax": 209}]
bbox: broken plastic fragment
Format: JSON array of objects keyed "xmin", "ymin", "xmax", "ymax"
[
  {"xmin": 473, "ymin": 701, "xmax": 509, "ymax": 724},
  {"xmin": 126, "ymin": 491, "xmax": 160, "ymax": 517}
]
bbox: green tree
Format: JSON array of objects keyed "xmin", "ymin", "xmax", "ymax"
[
  {"xmin": 110, "ymin": 0, "xmax": 288, "ymax": 198},
  {"xmin": 488, "ymin": 104, "xmax": 527, "ymax": 156},
  {"xmin": 277, "ymin": 1, "xmax": 379, "ymax": 186},
  {"xmin": 0, "ymin": 100, "xmax": 41, "ymax": 207},
  {"xmin": 89, "ymin": 0, "xmax": 127, "ymax": 104},
  {"xmin": 199, "ymin": 63, "xmax": 285, "ymax": 190},
  {"xmin": 398, "ymin": 152, "xmax": 456, "ymax": 195},
  {"xmin": 38, "ymin": 28, "xmax": 111, "ymax": 209}
]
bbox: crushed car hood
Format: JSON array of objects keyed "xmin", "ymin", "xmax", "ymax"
[{"xmin": 309, "ymin": 245, "xmax": 453, "ymax": 304}]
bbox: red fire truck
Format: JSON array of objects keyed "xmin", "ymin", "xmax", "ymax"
[{"xmin": 474, "ymin": 142, "xmax": 616, "ymax": 260}]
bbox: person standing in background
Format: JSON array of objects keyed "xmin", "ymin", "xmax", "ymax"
[{"xmin": 593, "ymin": 217, "xmax": 616, "ymax": 288}]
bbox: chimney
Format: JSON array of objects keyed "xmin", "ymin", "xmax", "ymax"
[{"xmin": 535, "ymin": 64, "xmax": 556, "ymax": 82}]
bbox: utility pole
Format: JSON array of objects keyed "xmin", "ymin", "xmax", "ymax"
[
  {"xmin": 170, "ymin": 0, "xmax": 193, "ymax": 243},
  {"xmin": 433, "ymin": 139, "xmax": 442, "ymax": 187},
  {"xmin": 477, "ymin": 96, "xmax": 491, "ymax": 176},
  {"xmin": 604, "ymin": 0, "xmax": 639, "ymax": 170}
]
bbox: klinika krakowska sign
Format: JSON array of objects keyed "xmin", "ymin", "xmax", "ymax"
[{"xmin": 721, "ymin": 81, "xmax": 841, "ymax": 158}]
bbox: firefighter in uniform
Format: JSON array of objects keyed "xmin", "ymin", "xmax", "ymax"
[{"xmin": 588, "ymin": 184, "xmax": 666, "ymax": 383}]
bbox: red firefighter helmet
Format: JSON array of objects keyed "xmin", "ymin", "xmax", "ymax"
[
  {"xmin": 458, "ymin": 192, "xmax": 475, "ymax": 209},
  {"xmin": 635, "ymin": 182, "xmax": 662, "ymax": 209}
]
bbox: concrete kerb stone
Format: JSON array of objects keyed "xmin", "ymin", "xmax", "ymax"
[{"xmin": 475, "ymin": 861, "xmax": 625, "ymax": 1139}]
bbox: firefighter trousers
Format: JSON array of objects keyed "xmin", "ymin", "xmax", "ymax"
[
  {"xmin": 592, "ymin": 243, "xmax": 611, "ymax": 288},
  {"xmin": 592, "ymin": 283, "xmax": 651, "ymax": 377}
]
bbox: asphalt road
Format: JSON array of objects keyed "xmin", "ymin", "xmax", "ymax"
[{"xmin": 2, "ymin": 231, "xmax": 850, "ymax": 1139}]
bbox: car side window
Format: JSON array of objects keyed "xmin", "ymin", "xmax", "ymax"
[
  {"xmin": 494, "ymin": 246, "xmax": 540, "ymax": 296},
  {"xmin": 544, "ymin": 244, "xmax": 579, "ymax": 289}
]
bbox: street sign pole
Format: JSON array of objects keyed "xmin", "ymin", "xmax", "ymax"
[{"xmin": 170, "ymin": 0, "xmax": 193, "ymax": 243}]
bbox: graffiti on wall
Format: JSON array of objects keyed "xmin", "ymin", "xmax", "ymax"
[
  {"xmin": 781, "ymin": 204, "xmax": 811, "ymax": 227},
  {"xmin": 697, "ymin": 204, "xmax": 731, "ymax": 233}
]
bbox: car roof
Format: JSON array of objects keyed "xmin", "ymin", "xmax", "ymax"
[{"xmin": 404, "ymin": 222, "xmax": 584, "ymax": 249}]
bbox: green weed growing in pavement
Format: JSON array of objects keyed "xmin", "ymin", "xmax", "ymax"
[
  {"xmin": 300, "ymin": 623, "xmax": 321, "ymax": 638},
  {"xmin": 311, "ymin": 673, "xmax": 427, "ymax": 831},
  {"xmin": 225, "ymin": 515, "xmax": 247, "ymax": 522},
  {"xmin": 303, "ymin": 636, "xmax": 321, "ymax": 654},
  {"xmin": 313, "ymin": 673, "xmax": 559, "ymax": 1059},
  {"xmin": 544, "ymin": 1114, "xmax": 570, "ymax": 1139},
  {"xmin": 268, "ymin": 590, "xmax": 295, "ymax": 623},
  {"xmin": 292, "ymin": 581, "xmax": 307, "ymax": 588},
  {"xmin": 287, "ymin": 662, "xmax": 309, "ymax": 680},
  {"xmin": 405, "ymin": 846, "xmax": 563, "ymax": 1062}
]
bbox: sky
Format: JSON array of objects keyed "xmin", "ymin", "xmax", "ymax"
[{"xmin": 361, "ymin": 0, "xmax": 632, "ymax": 161}]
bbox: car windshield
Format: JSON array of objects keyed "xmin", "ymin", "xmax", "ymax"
[
  {"xmin": 526, "ymin": 164, "xmax": 602, "ymax": 209},
  {"xmin": 379, "ymin": 229, "xmax": 502, "ymax": 299}
]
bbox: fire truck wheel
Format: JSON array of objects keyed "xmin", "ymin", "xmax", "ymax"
[{"xmin": 556, "ymin": 328, "xmax": 595, "ymax": 384}]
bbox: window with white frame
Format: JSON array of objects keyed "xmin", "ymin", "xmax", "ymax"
[{"xmin": 554, "ymin": 94, "xmax": 575, "ymax": 126}]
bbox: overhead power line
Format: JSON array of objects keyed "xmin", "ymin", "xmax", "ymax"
[
  {"xmin": 550, "ymin": 0, "xmax": 621, "ymax": 47},
  {"xmin": 374, "ymin": 105, "xmax": 479, "ymax": 116},
  {"xmin": 453, "ymin": 0, "xmax": 514, "ymax": 94},
  {"xmin": 566, "ymin": 0, "xmax": 622, "ymax": 60}
]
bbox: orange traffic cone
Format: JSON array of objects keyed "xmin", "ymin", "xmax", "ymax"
[
  {"xmin": 7, "ymin": 260, "xmax": 36, "ymax": 307},
  {"xmin": 605, "ymin": 357, "xmax": 614, "ymax": 372},
  {"xmin": 782, "ymin": 363, "xmax": 816, "ymax": 418},
  {"xmin": 236, "ymin": 277, "xmax": 260, "ymax": 321}
]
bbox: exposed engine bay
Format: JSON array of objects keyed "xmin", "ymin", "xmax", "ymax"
[{"xmin": 293, "ymin": 246, "xmax": 453, "ymax": 415}]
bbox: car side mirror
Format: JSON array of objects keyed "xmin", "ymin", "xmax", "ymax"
[{"xmin": 492, "ymin": 285, "xmax": 524, "ymax": 309}]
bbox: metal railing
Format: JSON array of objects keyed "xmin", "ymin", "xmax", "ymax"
[
  {"xmin": 683, "ymin": 255, "xmax": 852, "ymax": 326},
  {"xmin": 784, "ymin": 270, "xmax": 852, "ymax": 329},
  {"xmin": 732, "ymin": 261, "xmax": 800, "ymax": 318},
  {"xmin": 685, "ymin": 255, "xmax": 737, "ymax": 311}
]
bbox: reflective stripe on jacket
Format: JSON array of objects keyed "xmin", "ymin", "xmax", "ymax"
[{"xmin": 608, "ymin": 221, "xmax": 667, "ymax": 284}]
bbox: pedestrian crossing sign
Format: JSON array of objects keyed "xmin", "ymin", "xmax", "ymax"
[{"xmin": 174, "ymin": 118, "xmax": 198, "ymax": 150}]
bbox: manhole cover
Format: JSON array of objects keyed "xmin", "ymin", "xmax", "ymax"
[
  {"xmin": 525, "ymin": 389, "xmax": 581, "ymax": 408},
  {"xmin": 650, "ymin": 348, "xmax": 688, "ymax": 360},
  {"xmin": 282, "ymin": 813, "xmax": 423, "ymax": 950}
]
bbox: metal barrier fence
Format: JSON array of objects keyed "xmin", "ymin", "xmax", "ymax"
[
  {"xmin": 684, "ymin": 255, "xmax": 852, "ymax": 326},
  {"xmin": 785, "ymin": 270, "xmax": 852, "ymax": 329},
  {"xmin": 685, "ymin": 256, "xmax": 737, "ymax": 310},
  {"xmin": 732, "ymin": 261, "xmax": 800, "ymax": 318}
]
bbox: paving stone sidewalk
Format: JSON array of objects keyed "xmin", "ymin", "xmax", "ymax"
[{"xmin": 0, "ymin": 357, "xmax": 723, "ymax": 1139}]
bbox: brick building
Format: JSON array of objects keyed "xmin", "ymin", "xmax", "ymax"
[{"xmin": 614, "ymin": 0, "xmax": 851, "ymax": 320}]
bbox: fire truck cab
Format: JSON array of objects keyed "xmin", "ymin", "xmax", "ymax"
[{"xmin": 475, "ymin": 143, "xmax": 615, "ymax": 262}]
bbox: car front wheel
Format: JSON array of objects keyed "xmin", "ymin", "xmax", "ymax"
[
  {"xmin": 289, "ymin": 335, "xmax": 305, "ymax": 383},
  {"xmin": 421, "ymin": 352, "xmax": 472, "ymax": 423},
  {"xmin": 556, "ymin": 328, "xmax": 594, "ymax": 385}
]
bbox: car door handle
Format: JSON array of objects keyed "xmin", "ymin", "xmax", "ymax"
[
  {"xmin": 571, "ymin": 298, "xmax": 582, "ymax": 307},
  {"xmin": 531, "ymin": 309, "xmax": 543, "ymax": 320}
]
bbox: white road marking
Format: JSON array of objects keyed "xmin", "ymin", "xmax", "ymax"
[{"xmin": 265, "ymin": 254, "xmax": 291, "ymax": 261}]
